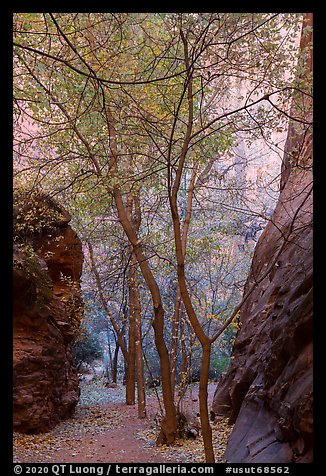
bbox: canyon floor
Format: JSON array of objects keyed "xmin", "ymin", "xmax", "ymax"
[{"xmin": 13, "ymin": 378, "xmax": 232, "ymax": 464}]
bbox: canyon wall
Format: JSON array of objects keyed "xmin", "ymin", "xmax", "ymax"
[
  {"xmin": 13, "ymin": 193, "xmax": 83, "ymax": 433},
  {"xmin": 212, "ymin": 14, "xmax": 313, "ymax": 463}
]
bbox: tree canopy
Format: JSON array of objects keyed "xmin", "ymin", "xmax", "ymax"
[{"xmin": 13, "ymin": 12, "xmax": 312, "ymax": 462}]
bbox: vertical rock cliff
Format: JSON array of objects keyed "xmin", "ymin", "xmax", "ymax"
[
  {"xmin": 13, "ymin": 193, "xmax": 84, "ymax": 433},
  {"xmin": 212, "ymin": 14, "xmax": 313, "ymax": 463}
]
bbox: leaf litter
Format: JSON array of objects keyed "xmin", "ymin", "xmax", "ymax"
[
  {"xmin": 14, "ymin": 378, "xmax": 232, "ymax": 463},
  {"xmin": 13, "ymin": 378, "xmax": 125, "ymax": 463},
  {"xmin": 136, "ymin": 416, "xmax": 232, "ymax": 463}
]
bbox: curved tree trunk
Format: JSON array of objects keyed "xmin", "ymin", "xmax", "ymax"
[
  {"xmin": 104, "ymin": 95, "xmax": 177, "ymax": 442},
  {"xmin": 113, "ymin": 187, "xmax": 177, "ymax": 443}
]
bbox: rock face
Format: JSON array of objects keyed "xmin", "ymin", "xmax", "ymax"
[
  {"xmin": 13, "ymin": 193, "xmax": 83, "ymax": 433},
  {"xmin": 212, "ymin": 15, "xmax": 313, "ymax": 463}
]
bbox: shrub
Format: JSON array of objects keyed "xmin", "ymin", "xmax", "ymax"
[
  {"xmin": 211, "ymin": 355, "xmax": 231, "ymax": 377},
  {"xmin": 73, "ymin": 329, "xmax": 103, "ymax": 367}
]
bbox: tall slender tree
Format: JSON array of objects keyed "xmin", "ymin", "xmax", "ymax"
[{"xmin": 13, "ymin": 13, "xmax": 309, "ymax": 460}]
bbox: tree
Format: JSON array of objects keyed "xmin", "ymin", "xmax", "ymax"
[
  {"xmin": 73, "ymin": 326, "xmax": 103, "ymax": 369},
  {"xmin": 13, "ymin": 13, "xmax": 309, "ymax": 461}
]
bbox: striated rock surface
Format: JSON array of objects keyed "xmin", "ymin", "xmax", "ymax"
[
  {"xmin": 212, "ymin": 14, "xmax": 313, "ymax": 463},
  {"xmin": 13, "ymin": 193, "xmax": 83, "ymax": 433}
]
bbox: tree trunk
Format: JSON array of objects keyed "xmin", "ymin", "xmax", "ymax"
[
  {"xmin": 87, "ymin": 240, "xmax": 129, "ymax": 361},
  {"xmin": 113, "ymin": 199, "xmax": 177, "ymax": 441},
  {"xmin": 107, "ymin": 105, "xmax": 177, "ymax": 443},
  {"xmin": 106, "ymin": 327, "xmax": 113, "ymax": 382},
  {"xmin": 153, "ymin": 304, "xmax": 177, "ymax": 445},
  {"xmin": 131, "ymin": 254, "xmax": 146, "ymax": 418},
  {"xmin": 112, "ymin": 339, "xmax": 119, "ymax": 383},
  {"xmin": 126, "ymin": 296, "xmax": 136, "ymax": 404},
  {"xmin": 126, "ymin": 248, "xmax": 136, "ymax": 404},
  {"xmin": 166, "ymin": 31, "xmax": 216, "ymax": 452},
  {"xmin": 200, "ymin": 343, "xmax": 215, "ymax": 463},
  {"xmin": 170, "ymin": 286, "xmax": 181, "ymax": 396},
  {"xmin": 177, "ymin": 310, "xmax": 189, "ymax": 398},
  {"xmin": 127, "ymin": 250, "xmax": 145, "ymax": 409}
]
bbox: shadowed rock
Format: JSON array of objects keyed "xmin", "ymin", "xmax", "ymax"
[
  {"xmin": 212, "ymin": 14, "xmax": 313, "ymax": 463},
  {"xmin": 13, "ymin": 194, "xmax": 84, "ymax": 433}
]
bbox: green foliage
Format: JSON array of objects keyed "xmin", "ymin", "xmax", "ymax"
[
  {"xmin": 13, "ymin": 13, "xmax": 308, "ymax": 392},
  {"xmin": 59, "ymin": 273, "xmax": 84, "ymax": 333},
  {"xmin": 211, "ymin": 355, "xmax": 231, "ymax": 377},
  {"xmin": 73, "ymin": 327, "xmax": 103, "ymax": 366},
  {"xmin": 13, "ymin": 188, "xmax": 66, "ymax": 244},
  {"xmin": 187, "ymin": 347, "xmax": 232, "ymax": 383},
  {"xmin": 13, "ymin": 248, "xmax": 53, "ymax": 310}
]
